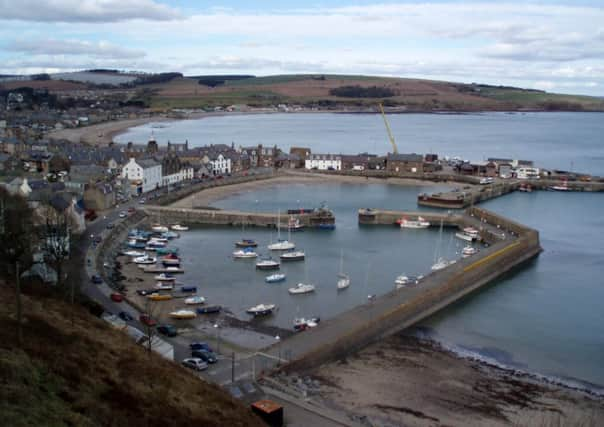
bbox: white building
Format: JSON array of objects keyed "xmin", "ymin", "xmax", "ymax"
[
  {"xmin": 305, "ymin": 154, "xmax": 342, "ymax": 171},
  {"xmin": 209, "ymin": 154, "xmax": 232, "ymax": 175},
  {"xmin": 162, "ymin": 166, "xmax": 194, "ymax": 186},
  {"xmin": 121, "ymin": 158, "xmax": 162, "ymax": 194}
]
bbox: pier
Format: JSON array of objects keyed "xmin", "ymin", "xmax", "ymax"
[
  {"xmin": 417, "ymin": 181, "xmax": 520, "ymax": 209},
  {"xmin": 269, "ymin": 207, "xmax": 541, "ymax": 373},
  {"xmin": 358, "ymin": 209, "xmax": 464, "ymax": 227}
]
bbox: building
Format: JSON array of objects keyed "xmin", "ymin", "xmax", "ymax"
[
  {"xmin": 289, "ymin": 147, "xmax": 311, "ymax": 168},
  {"xmin": 386, "ymin": 153, "xmax": 424, "ymax": 174},
  {"xmin": 209, "ymin": 153, "xmax": 232, "ymax": 175},
  {"xmin": 159, "ymin": 152, "xmax": 194, "ymax": 186},
  {"xmin": 84, "ymin": 182, "xmax": 115, "ymax": 210},
  {"xmin": 121, "ymin": 157, "xmax": 162, "ymax": 194},
  {"xmin": 305, "ymin": 154, "xmax": 342, "ymax": 171}
]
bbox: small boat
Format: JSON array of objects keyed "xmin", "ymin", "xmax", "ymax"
[
  {"xmin": 288, "ymin": 283, "xmax": 315, "ymax": 294},
  {"xmin": 169, "ymin": 310, "xmax": 196, "ymax": 319},
  {"xmin": 196, "ymin": 305, "xmax": 222, "ymax": 314},
  {"xmin": 147, "ymin": 293, "xmax": 172, "ymax": 301},
  {"xmin": 161, "ymin": 231, "xmax": 179, "ymax": 240},
  {"xmin": 455, "ymin": 231, "xmax": 477, "ymax": 242},
  {"xmin": 152, "ymin": 225, "xmax": 169, "ymax": 233},
  {"xmin": 180, "ymin": 285, "xmax": 197, "ymax": 293},
  {"xmin": 154, "ymin": 282, "xmax": 174, "ymax": 290},
  {"xmin": 317, "ymin": 223, "xmax": 336, "ymax": 230},
  {"xmin": 233, "ymin": 248, "xmax": 258, "ymax": 259},
  {"xmin": 394, "ymin": 275, "xmax": 423, "ymax": 288},
  {"xmin": 293, "ymin": 317, "xmax": 320, "ymax": 331},
  {"xmin": 184, "ymin": 296, "xmax": 206, "ymax": 305},
  {"xmin": 337, "ymin": 250, "xmax": 350, "ymax": 290},
  {"xmin": 150, "ymin": 236, "xmax": 169, "ymax": 243},
  {"xmin": 246, "ymin": 304, "xmax": 276, "ymax": 316},
  {"xmin": 256, "ymin": 258, "xmax": 280, "ymax": 270},
  {"xmin": 235, "ymin": 239, "xmax": 258, "ymax": 248},
  {"xmin": 268, "ymin": 239, "xmax": 296, "ymax": 251},
  {"xmin": 397, "ymin": 216, "xmax": 430, "ymax": 229},
  {"xmin": 549, "ymin": 184, "xmax": 570, "ymax": 191},
  {"xmin": 280, "ymin": 250, "xmax": 305, "ymax": 261},
  {"xmin": 127, "ymin": 241, "xmax": 147, "ymax": 249},
  {"xmin": 171, "ymin": 224, "xmax": 189, "ymax": 231},
  {"xmin": 462, "ymin": 246, "xmax": 479, "ymax": 257},
  {"xmin": 133, "ymin": 255, "xmax": 156, "ymax": 265},
  {"xmin": 146, "ymin": 240, "xmax": 167, "ymax": 248},
  {"xmin": 518, "ymin": 183, "xmax": 533, "ymax": 192},
  {"xmin": 431, "ymin": 257, "xmax": 456, "ymax": 271},
  {"xmin": 122, "ymin": 250, "xmax": 146, "ymax": 257},
  {"xmin": 155, "ymin": 273, "xmax": 176, "ymax": 282},
  {"xmin": 288, "ymin": 216, "xmax": 304, "ymax": 231},
  {"xmin": 463, "ymin": 227, "xmax": 479, "ymax": 237},
  {"xmin": 161, "ymin": 255, "xmax": 181, "ymax": 266},
  {"xmin": 265, "ymin": 273, "xmax": 286, "ymax": 283},
  {"xmin": 156, "ymin": 247, "xmax": 179, "ymax": 255}
]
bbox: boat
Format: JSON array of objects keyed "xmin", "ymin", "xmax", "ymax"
[
  {"xmin": 146, "ymin": 240, "xmax": 167, "ymax": 248},
  {"xmin": 171, "ymin": 224, "xmax": 189, "ymax": 231},
  {"xmin": 155, "ymin": 273, "xmax": 176, "ymax": 282},
  {"xmin": 150, "ymin": 236, "xmax": 168, "ymax": 243},
  {"xmin": 288, "ymin": 283, "xmax": 315, "ymax": 294},
  {"xmin": 235, "ymin": 239, "xmax": 258, "ymax": 248},
  {"xmin": 549, "ymin": 182, "xmax": 570, "ymax": 191},
  {"xmin": 151, "ymin": 225, "xmax": 169, "ymax": 233},
  {"xmin": 127, "ymin": 240, "xmax": 146, "ymax": 249},
  {"xmin": 265, "ymin": 273, "xmax": 286, "ymax": 283},
  {"xmin": 246, "ymin": 304, "xmax": 276, "ymax": 316},
  {"xmin": 288, "ymin": 216, "xmax": 304, "ymax": 231},
  {"xmin": 462, "ymin": 246, "xmax": 479, "ymax": 257},
  {"xmin": 156, "ymin": 247, "xmax": 179, "ymax": 255},
  {"xmin": 154, "ymin": 282, "xmax": 174, "ymax": 290},
  {"xmin": 268, "ymin": 210, "xmax": 296, "ymax": 250},
  {"xmin": 133, "ymin": 255, "xmax": 156, "ymax": 265},
  {"xmin": 256, "ymin": 258, "xmax": 280, "ymax": 270},
  {"xmin": 147, "ymin": 293, "xmax": 172, "ymax": 301},
  {"xmin": 293, "ymin": 317, "xmax": 320, "ymax": 331},
  {"xmin": 280, "ymin": 250, "xmax": 305, "ymax": 261},
  {"xmin": 455, "ymin": 231, "xmax": 477, "ymax": 242},
  {"xmin": 518, "ymin": 183, "xmax": 533, "ymax": 192},
  {"xmin": 184, "ymin": 296, "xmax": 206, "ymax": 305},
  {"xmin": 397, "ymin": 216, "xmax": 430, "ymax": 229},
  {"xmin": 122, "ymin": 250, "xmax": 146, "ymax": 257},
  {"xmin": 161, "ymin": 254, "xmax": 181, "ymax": 265},
  {"xmin": 431, "ymin": 257, "xmax": 457, "ymax": 271},
  {"xmin": 196, "ymin": 305, "xmax": 222, "ymax": 314},
  {"xmin": 180, "ymin": 285, "xmax": 197, "ymax": 293},
  {"xmin": 394, "ymin": 275, "xmax": 423, "ymax": 288},
  {"xmin": 161, "ymin": 231, "xmax": 179, "ymax": 239},
  {"xmin": 336, "ymin": 250, "xmax": 350, "ymax": 290},
  {"xmin": 233, "ymin": 248, "xmax": 258, "ymax": 259},
  {"xmin": 317, "ymin": 223, "xmax": 336, "ymax": 230},
  {"xmin": 169, "ymin": 310, "xmax": 196, "ymax": 319},
  {"xmin": 431, "ymin": 219, "xmax": 455, "ymax": 271}
]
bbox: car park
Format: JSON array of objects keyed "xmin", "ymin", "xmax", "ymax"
[
  {"xmin": 191, "ymin": 349, "xmax": 218, "ymax": 363},
  {"xmin": 182, "ymin": 358, "xmax": 208, "ymax": 371}
]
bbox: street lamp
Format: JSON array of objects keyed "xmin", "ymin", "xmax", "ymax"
[
  {"xmin": 213, "ymin": 323, "xmax": 220, "ymax": 354},
  {"xmin": 275, "ymin": 335, "xmax": 281, "ymax": 366}
]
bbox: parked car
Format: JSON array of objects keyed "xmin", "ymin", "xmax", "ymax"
[
  {"xmin": 191, "ymin": 349, "xmax": 218, "ymax": 363},
  {"xmin": 157, "ymin": 324, "xmax": 178, "ymax": 337},
  {"xmin": 91, "ymin": 275, "xmax": 103, "ymax": 284},
  {"xmin": 119, "ymin": 211, "xmax": 127, "ymax": 218},
  {"xmin": 127, "ymin": 207, "xmax": 136, "ymax": 213},
  {"xmin": 106, "ymin": 223, "xmax": 115, "ymax": 229},
  {"xmin": 118, "ymin": 311, "xmax": 133, "ymax": 321},
  {"xmin": 136, "ymin": 289, "xmax": 156, "ymax": 296},
  {"xmin": 110, "ymin": 293, "xmax": 124, "ymax": 302},
  {"xmin": 182, "ymin": 358, "xmax": 208, "ymax": 371},
  {"xmin": 139, "ymin": 313, "xmax": 157, "ymax": 327},
  {"xmin": 190, "ymin": 342, "xmax": 213, "ymax": 352}
]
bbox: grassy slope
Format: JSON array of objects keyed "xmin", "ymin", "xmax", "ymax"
[{"xmin": 0, "ymin": 285, "xmax": 264, "ymax": 427}]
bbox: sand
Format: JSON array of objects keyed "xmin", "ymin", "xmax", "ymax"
[{"xmin": 307, "ymin": 334, "xmax": 604, "ymax": 427}]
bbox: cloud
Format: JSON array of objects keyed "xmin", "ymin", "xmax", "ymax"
[
  {"xmin": 0, "ymin": 0, "xmax": 180, "ymax": 22},
  {"xmin": 5, "ymin": 39, "xmax": 146, "ymax": 59}
]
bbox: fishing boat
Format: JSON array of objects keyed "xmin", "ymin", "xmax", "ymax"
[
  {"xmin": 397, "ymin": 216, "xmax": 430, "ymax": 229},
  {"xmin": 196, "ymin": 305, "xmax": 222, "ymax": 314},
  {"xmin": 293, "ymin": 317, "xmax": 320, "ymax": 331},
  {"xmin": 235, "ymin": 239, "xmax": 258, "ymax": 248},
  {"xmin": 288, "ymin": 283, "xmax": 315, "ymax": 294},
  {"xmin": 268, "ymin": 210, "xmax": 295, "ymax": 250},
  {"xmin": 246, "ymin": 304, "xmax": 276, "ymax": 316},
  {"xmin": 431, "ymin": 257, "xmax": 457, "ymax": 271},
  {"xmin": 133, "ymin": 255, "xmax": 156, "ymax": 264},
  {"xmin": 184, "ymin": 296, "xmax": 206, "ymax": 305},
  {"xmin": 280, "ymin": 250, "xmax": 305, "ymax": 261},
  {"xmin": 233, "ymin": 248, "xmax": 258, "ymax": 259},
  {"xmin": 154, "ymin": 282, "xmax": 174, "ymax": 290},
  {"xmin": 288, "ymin": 216, "xmax": 304, "ymax": 231},
  {"xmin": 147, "ymin": 293, "xmax": 172, "ymax": 301},
  {"xmin": 155, "ymin": 273, "xmax": 176, "ymax": 282},
  {"xmin": 256, "ymin": 258, "xmax": 280, "ymax": 270},
  {"xmin": 169, "ymin": 310, "xmax": 196, "ymax": 319},
  {"xmin": 462, "ymin": 246, "xmax": 479, "ymax": 257},
  {"xmin": 151, "ymin": 224, "xmax": 169, "ymax": 233},
  {"xmin": 122, "ymin": 250, "xmax": 146, "ymax": 257},
  {"xmin": 171, "ymin": 224, "xmax": 189, "ymax": 231},
  {"xmin": 336, "ymin": 250, "xmax": 350, "ymax": 290},
  {"xmin": 265, "ymin": 273, "xmax": 286, "ymax": 283}
]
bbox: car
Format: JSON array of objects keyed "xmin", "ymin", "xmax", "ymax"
[
  {"xmin": 118, "ymin": 311, "xmax": 133, "ymax": 321},
  {"xmin": 128, "ymin": 207, "xmax": 136, "ymax": 213},
  {"xmin": 119, "ymin": 211, "xmax": 127, "ymax": 218},
  {"xmin": 106, "ymin": 223, "xmax": 115, "ymax": 229},
  {"xmin": 181, "ymin": 358, "xmax": 208, "ymax": 371},
  {"xmin": 189, "ymin": 342, "xmax": 213, "ymax": 352},
  {"xmin": 94, "ymin": 236, "xmax": 102, "ymax": 244},
  {"xmin": 191, "ymin": 349, "xmax": 218, "ymax": 363},
  {"xmin": 139, "ymin": 313, "xmax": 157, "ymax": 327},
  {"xmin": 139, "ymin": 199, "xmax": 145, "ymax": 204},
  {"xmin": 157, "ymin": 324, "xmax": 178, "ymax": 337},
  {"xmin": 136, "ymin": 289, "xmax": 156, "ymax": 296},
  {"xmin": 91, "ymin": 274, "xmax": 103, "ymax": 284},
  {"xmin": 110, "ymin": 293, "xmax": 124, "ymax": 302}
]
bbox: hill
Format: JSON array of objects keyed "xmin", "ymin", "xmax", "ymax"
[{"xmin": 0, "ymin": 284, "xmax": 264, "ymax": 427}]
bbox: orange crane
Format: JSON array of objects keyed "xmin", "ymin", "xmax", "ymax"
[{"xmin": 378, "ymin": 103, "xmax": 399, "ymax": 154}]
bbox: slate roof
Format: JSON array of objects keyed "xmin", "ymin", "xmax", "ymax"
[{"xmin": 387, "ymin": 153, "xmax": 423, "ymax": 162}]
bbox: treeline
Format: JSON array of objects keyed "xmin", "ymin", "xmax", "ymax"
[
  {"xmin": 133, "ymin": 72, "xmax": 183, "ymax": 85},
  {"xmin": 329, "ymin": 85, "xmax": 398, "ymax": 98},
  {"xmin": 196, "ymin": 75, "xmax": 255, "ymax": 87}
]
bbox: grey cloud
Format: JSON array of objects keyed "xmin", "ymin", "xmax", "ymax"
[
  {"xmin": 184, "ymin": 57, "xmax": 327, "ymax": 72},
  {"xmin": 5, "ymin": 39, "xmax": 146, "ymax": 59},
  {"xmin": 0, "ymin": 0, "xmax": 180, "ymax": 22}
]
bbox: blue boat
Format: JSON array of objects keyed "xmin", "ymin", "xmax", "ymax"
[
  {"xmin": 196, "ymin": 305, "xmax": 222, "ymax": 314},
  {"xmin": 318, "ymin": 223, "xmax": 336, "ymax": 230},
  {"xmin": 181, "ymin": 285, "xmax": 198, "ymax": 293},
  {"xmin": 156, "ymin": 247, "xmax": 179, "ymax": 255},
  {"xmin": 127, "ymin": 241, "xmax": 146, "ymax": 249}
]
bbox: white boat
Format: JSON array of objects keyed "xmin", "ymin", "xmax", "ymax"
[
  {"xmin": 455, "ymin": 231, "xmax": 477, "ymax": 242},
  {"xmin": 280, "ymin": 250, "xmax": 305, "ymax": 261},
  {"xmin": 463, "ymin": 227, "xmax": 479, "ymax": 237},
  {"xmin": 549, "ymin": 184, "xmax": 570, "ymax": 191},
  {"xmin": 171, "ymin": 224, "xmax": 189, "ymax": 231},
  {"xmin": 256, "ymin": 258, "xmax": 280, "ymax": 270},
  {"xmin": 293, "ymin": 317, "xmax": 320, "ymax": 331},
  {"xmin": 268, "ymin": 209, "xmax": 295, "ymax": 250},
  {"xmin": 151, "ymin": 225, "xmax": 169, "ymax": 233},
  {"xmin": 288, "ymin": 216, "xmax": 304, "ymax": 231},
  {"xmin": 161, "ymin": 257, "xmax": 181, "ymax": 266},
  {"xmin": 246, "ymin": 304, "xmax": 276, "ymax": 316},
  {"xmin": 184, "ymin": 296, "xmax": 206, "ymax": 305},
  {"xmin": 233, "ymin": 249, "xmax": 258, "ymax": 259},
  {"xmin": 133, "ymin": 255, "xmax": 156, "ymax": 264},
  {"xmin": 265, "ymin": 273, "xmax": 286, "ymax": 283},
  {"xmin": 123, "ymin": 250, "xmax": 146, "ymax": 257},
  {"xmin": 288, "ymin": 283, "xmax": 316, "ymax": 294},
  {"xmin": 398, "ymin": 216, "xmax": 430, "ymax": 229},
  {"xmin": 169, "ymin": 309, "xmax": 196, "ymax": 319},
  {"xmin": 155, "ymin": 273, "xmax": 176, "ymax": 282},
  {"xmin": 431, "ymin": 257, "xmax": 457, "ymax": 271},
  {"xmin": 154, "ymin": 282, "xmax": 174, "ymax": 290},
  {"xmin": 394, "ymin": 275, "xmax": 423, "ymax": 288},
  {"xmin": 150, "ymin": 236, "xmax": 168, "ymax": 243},
  {"xmin": 462, "ymin": 246, "xmax": 479, "ymax": 257},
  {"xmin": 336, "ymin": 250, "xmax": 350, "ymax": 290}
]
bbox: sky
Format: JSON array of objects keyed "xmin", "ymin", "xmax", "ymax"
[{"xmin": 0, "ymin": 0, "xmax": 603, "ymax": 95}]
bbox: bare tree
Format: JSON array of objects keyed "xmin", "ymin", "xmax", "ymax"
[{"xmin": 40, "ymin": 206, "xmax": 71, "ymax": 299}]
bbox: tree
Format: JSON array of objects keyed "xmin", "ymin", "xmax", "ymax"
[
  {"xmin": 0, "ymin": 187, "xmax": 37, "ymax": 345},
  {"xmin": 40, "ymin": 205, "xmax": 71, "ymax": 293}
]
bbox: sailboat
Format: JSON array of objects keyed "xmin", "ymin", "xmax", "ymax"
[
  {"xmin": 431, "ymin": 219, "xmax": 456, "ymax": 271},
  {"xmin": 235, "ymin": 219, "xmax": 258, "ymax": 248},
  {"xmin": 268, "ymin": 209, "xmax": 295, "ymax": 251},
  {"xmin": 337, "ymin": 250, "xmax": 350, "ymax": 290}
]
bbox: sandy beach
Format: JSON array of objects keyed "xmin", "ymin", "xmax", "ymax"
[{"xmin": 303, "ymin": 333, "xmax": 604, "ymax": 427}]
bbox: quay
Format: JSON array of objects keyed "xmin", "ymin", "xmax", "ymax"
[
  {"xmin": 417, "ymin": 181, "xmax": 519, "ymax": 209},
  {"xmin": 143, "ymin": 205, "xmax": 335, "ymax": 229},
  {"xmin": 269, "ymin": 206, "xmax": 541, "ymax": 373},
  {"xmin": 358, "ymin": 209, "xmax": 464, "ymax": 228}
]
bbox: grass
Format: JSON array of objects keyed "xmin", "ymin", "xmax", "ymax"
[
  {"xmin": 477, "ymin": 87, "xmax": 604, "ymax": 109},
  {"xmin": 225, "ymin": 74, "xmax": 385, "ymax": 87},
  {"xmin": 0, "ymin": 284, "xmax": 264, "ymax": 427}
]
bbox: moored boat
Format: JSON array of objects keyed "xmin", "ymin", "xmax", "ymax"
[
  {"xmin": 394, "ymin": 274, "xmax": 423, "ymax": 288},
  {"xmin": 268, "ymin": 239, "xmax": 296, "ymax": 251},
  {"xmin": 196, "ymin": 305, "xmax": 222, "ymax": 314},
  {"xmin": 431, "ymin": 257, "xmax": 456, "ymax": 271},
  {"xmin": 169, "ymin": 310, "xmax": 196, "ymax": 319},
  {"xmin": 337, "ymin": 274, "xmax": 350, "ymax": 290},
  {"xmin": 265, "ymin": 273, "xmax": 286, "ymax": 283},
  {"xmin": 233, "ymin": 248, "xmax": 258, "ymax": 259},
  {"xmin": 288, "ymin": 216, "xmax": 304, "ymax": 231},
  {"xmin": 280, "ymin": 250, "xmax": 305, "ymax": 261},
  {"xmin": 147, "ymin": 293, "xmax": 172, "ymax": 301},
  {"xmin": 455, "ymin": 231, "xmax": 477, "ymax": 242},
  {"xmin": 155, "ymin": 273, "xmax": 176, "ymax": 282},
  {"xmin": 171, "ymin": 224, "xmax": 189, "ymax": 231},
  {"xmin": 293, "ymin": 317, "xmax": 320, "ymax": 331},
  {"xmin": 184, "ymin": 296, "xmax": 206, "ymax": 305},
  {"xmin": 151, "ymin": 224, "xmax": 169, "ymax": 233},
  {"xmin": 246, "ymin": 304, "xmax": 276, "ymax": 316},
  {"xmin": 256, "ymin": 258, "xmax": 280, "ymax": 270},
  {"xmin": 123, "ymin": 250, "xmax": 146, "ymax": 257},
  {"xmin": 133, "ymin": 255, "xmax": 156, "ymax": 264},
  {"xmin": 317, "ymin": 223, "xmax": 336, "ymax": 230},
  {"xmin": 154, "ymin": 282, "xmax": 174, "ymax": 290},
  {"xmin": 397, "ymin": 216, "xmax": 430, "ymax": 229},
  {"xmin": 462, "ymin": 246, "xmax": 479, "ymax": 257},
  {"xmin": 288, "ymin": 283, "xmax": 315, "ymax": 294},
  {"xmin": 156, "ymin": 247, "xmax": 179, "ymax": 255},
  {"xmin": 235, "ymin": 238, "xmax": 258, "ymax": 248}
]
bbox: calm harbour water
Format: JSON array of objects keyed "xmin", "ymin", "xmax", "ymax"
[{"xmin": 120, "ymin": 112, "xmax": 604, "ymax": 391}]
